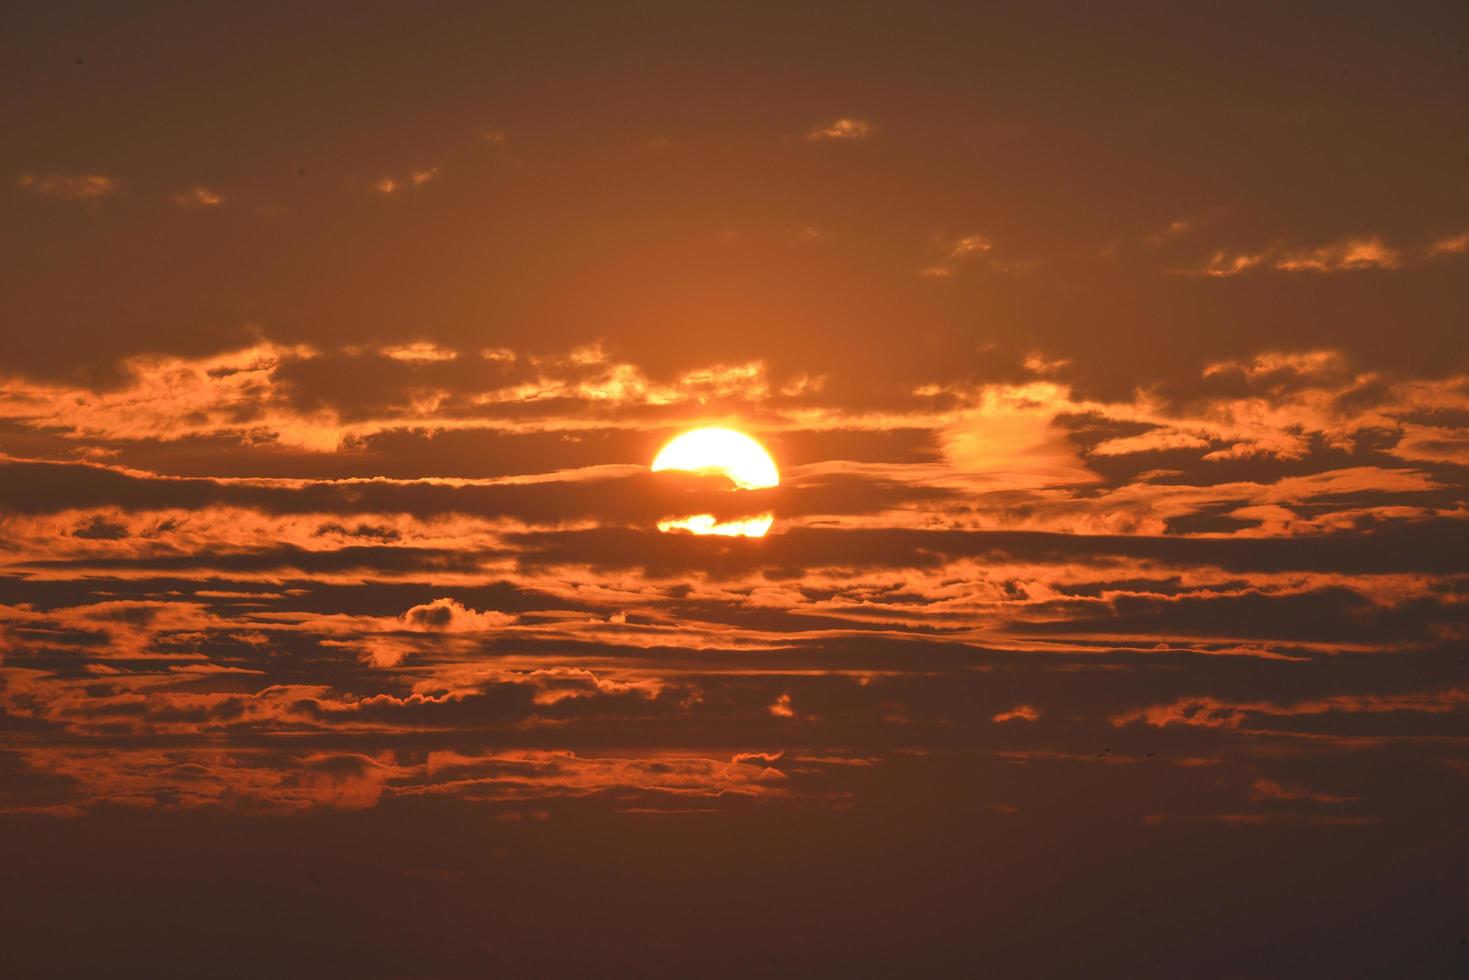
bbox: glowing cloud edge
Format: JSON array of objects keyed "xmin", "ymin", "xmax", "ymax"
[{"xmin": 656, "ymin": 513, "xmax": 775, "ymax": 538}]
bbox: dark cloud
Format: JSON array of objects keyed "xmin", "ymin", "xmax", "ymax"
[{"xmin": 507, "ymin": 521, "xmax": 1469, "ymax": 577}]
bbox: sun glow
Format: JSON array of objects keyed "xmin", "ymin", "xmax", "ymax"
[
  {"xmin": 651, "ymin": 427, "xmax": 778, "ymax": 537},
  {"xmin": 651, "ymin": 427, "xmax": 779, "ymax": 490},
  {"xmin": 656, "ymin": 513, "xmax": 775, "ymax": 537}
]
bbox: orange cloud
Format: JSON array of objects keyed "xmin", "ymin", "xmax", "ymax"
[
  {"xmin": 1391, "ymin": 424, "xmax": 1469, "ymax": 466},
  {"xmin": 6, "ymin": 747, "xmax": 408, "ymax": 813},
  {"xmin": 949, "ymin": 234, "xmax": 993, "ymax": 258},
  {"xmin": 380, "ymin": 341, "xmax": 458, "ymax": 362},
  {"xmin": 1146, "ymin": 219, "xmax": 1193, "ymax": 244},
  {"xmin": 921, "ymin": 233, "xmax": 1014, "ymax": 278},
  {"xmin": 1248, "ymin": 777, "xmax": 1356, "ymax": 805},
  {"xmin": 415, "ymin": 749, "xmax": 789, "ymax": 802},
  {"xmin": 1273, "ymin": 237, "xmax": 1400, "ymax": 272},
  {"xmin": 171, "ymin": 186, "xmax": 223, "ymax": 207},
  {"xmin": 374, "ymin": 168, "xmax": 435, "ymax": 194},
  {"xmin": 1111, "ymin": 688, "xmax": 1469, "ymax": 729},
  {"xmin": 1184, "ymin": 232, "xmax": 1469, "ymax": 276},
  {"xmin": 992, "ymin": 705, "xmax": 1040, "ymax": 723},
  {"xmin": 1426, "ymin": 229, "xmax": 1469, "ymax": 256},
  {"xmin": 806, "ymin": 117, "xmax": 874, "ymax": 141},
  {"xmin": 400, "ymin": 598, "xmax": 518, "ymax": 633},
  {"xmin": 18, "ymin": 172, "xmax": 117, "ymax": 199},
  {"xmin": 1195, "ymin": 249, "xmax": 1269, "ymax": 277}
]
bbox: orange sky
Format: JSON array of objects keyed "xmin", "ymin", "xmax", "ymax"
[{"xmin": 2, "ymin": 3, "xmax": 1468, "ymax": 976}]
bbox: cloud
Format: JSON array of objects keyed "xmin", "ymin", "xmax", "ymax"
[
  {"xmin": 949, "ymin": 235, "xmax": 993, "ymax": 258},
  {"xmin": 0, "ymin": 337, "xmax": 1464, "ymax": 830},
  {"xmin": 1273, "ymin": 237, "xmax": 1400, "ymax": 272},
  {"xmin": 8, "ymin": 336, "xmax": 1454, "ymax": 482},
  {"xmin": 920, "ymin": 233, "xmax": 1029, "ymax": 278},
  {"xmin": 71, "ymin": 514, "xmax": 130, "ymax": 540},
  {"xmin": 1146, "ymin": 219, "xmax": 1193, "ymax": 245},
  {"xmin": 376, "ymin": 168, "xmax": 438, "ymax": 194},
  {"xmin": 380, "ymin": 341, "xmax": 458, "ymax": 363},
  {"xmin": 1390, "ymin": 424, "xmax": 1469, "ymax": 466},
  {"xmin": 171, "ymin": 187, "xmax": 223, "ymax": 207},
  {"xmin": 1088, "ymin": 430, "xmax": 1211, "ymax": 456},
  {"xmin": 1201, "ymin": 349, "xmax": 1346, "ymax": 379},
  {"xmin": 2, "ymin": 342, "xmax": 1463, "ymax": 565},
  {"xmin": 4, "ymin": 747, "xmax": 407, "ymax": 813},
  {"xmin": 806, "ymin": 118, "xmax": 874, "ymax": 141},
  {"xmin": 1111, "ymin": 688, "xmax": 1469, "ymax": 730},
  {"xmin": 1427, "ymin": 229, "xmax": 1469, "ymax": 257},
  {"xmin": 1022, "ymin": 355, "xmax": 1071, "ymax": 378},
  {"xmin": 1248, "ymin": 777, "xmax": 1355, "ymax": 805},
  {"xmin": 1101, "ymin": 216, "xmax": 1211, "ymax": 259},
  {"xmin": 400, "ymin": 598, "xmax": 518, "ymax": 632},
  {"xmin": 1062, "ymin": 351, "xmax": 1469, "ymax": 463},
  {"xmin": 18, "ymin": 173, "xmax": 117, "ymax": 200},
  {"xmin": 0, "ymin": 341, "xmax": 788, "ymax": 451},
  {"xmin": 1195, "ymin": 249, "xmax": 1269, "ymax": 277},
  {"xmin": 412, "ymin": 750, "xmax": 790, "ymax": 803},
  {"xmin": 1183, "ymin": 232, "xmax": 1467, "ymax": 276}
]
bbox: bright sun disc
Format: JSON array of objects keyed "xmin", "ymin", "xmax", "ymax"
[
  {"xmin": 651, "ymin": 427, "xmax": 779, "ymax": 490},
  {"xmin": 651, "ymin": 427, "xmax": 778, "ymax": 537}
]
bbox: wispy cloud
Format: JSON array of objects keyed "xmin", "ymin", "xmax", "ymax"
[
  {"xmin": 920, "ymin": 233, "xmax": 1030, "ymax": 278},
  {"xmin": 1426, "ymin": 229, "xmax": 1469, "ymax": 257},
  {"xmin": 1146, "ymin": 219, "xmax": 1194, "ymax": 245},
  {"xmin": 380, "ymin": 341, "xmax": 458, "ymax": 363},
  {"xmin": 949, "ymin": 234, "xmax": 992, "ymax": 258},
  {"xmin": 18, "ymin": 173, "xmax": 117, "ymax": 200},
  {"xmin": 171, "ymin": 186, "xmax": 223, "ymax": 207},
  {"xmin": 1194, "ymin": 249, "xmax": 1269, "ymax": 276},
  {"xmin": 806, "ymin": 117, "xmax": 874, "ymax": 141},
  {"xmin": 1273, "ymin": 237, "xmax": 1400, "ymax": 272},
  {"xmin": 1186, "ymin": 234, "xmax": 1432, "ymax": 276},
  {"xmin": 921, "ymin": 233, "xmax": 992, "ymax": 277},
  {"xmin": 375, "ymin": 167, "xmax": 438, "ymax": 195}
]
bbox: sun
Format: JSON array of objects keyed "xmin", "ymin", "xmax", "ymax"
[
  {"xmin": 652, "ymin": 427, "xmax": 779, "ymax": 490},
  {"xmin": 651, "ymin": 427, "xmax": 778, "ymax": 536}
]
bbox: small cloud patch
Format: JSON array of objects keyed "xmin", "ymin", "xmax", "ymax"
[
  {"xmin": 806, "ymin": 118, "xmax": 874, "ymax": 141},
  {"xmin": 18, "ymin": 173, "xmax": 117, "ymax": 200},
  {"xmin": 401, "ymin": 598, "xmax": 517, "ymax": 632}
]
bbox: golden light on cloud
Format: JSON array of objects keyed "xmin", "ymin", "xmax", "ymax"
[
  {"xmin": 656, "ymin": 513, "xmax": 775, "ymax": 537},
  {"xmin": 651, "ymin": 427, "xmax": 778, "ymax": 537}
]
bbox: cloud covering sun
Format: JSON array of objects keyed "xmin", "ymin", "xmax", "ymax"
[{"xmin": 651, "ymin": 426, "xmax": 778, "ymax": 536}]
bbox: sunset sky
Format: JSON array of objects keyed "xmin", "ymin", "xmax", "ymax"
[{"xmin": 3, "ymin": 3, "xmax": 1468, "ymax": 976}]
